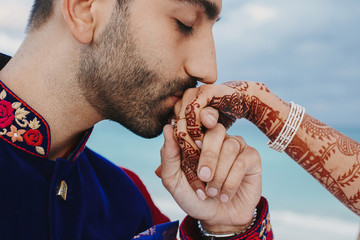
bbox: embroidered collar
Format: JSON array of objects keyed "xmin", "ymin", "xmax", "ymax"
[
  {"xmin": 0, "ymin": 52, "xmax": 92, "ymax": 161},
  {"xmin": 0, "ymin": 80, "xmax": 51, "ymax": 158},
  {"xmin": 0, "ymin": 80, "xmax": 94, "ymax": 161}
]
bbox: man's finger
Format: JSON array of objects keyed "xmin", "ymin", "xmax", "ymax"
[
  {"xmin": 160, "ymin": 124, "xmax": 181, "ymax": 183},
  {"xmin": 197, "ymin": 123, "xmax": 227, "ymax": 182},
  {"xmin": 200, "ymin": 107, "xmax": 219, "ymax": 129},
  {"xmin": 204, "ymin": 135, "xmax": 242, "ymax": 197}
]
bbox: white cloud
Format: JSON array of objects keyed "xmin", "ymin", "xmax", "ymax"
[
  {"xmin": 0, "ymin": 32, "xmax": 23, "ymax": 55},
  {"xmin": 0, "ymin": 1, "xmax": 32, "ymax": 54},
  {"xmin": 0, "ymin": 2, "xmax": 32, "ymax": 32},
  {"xmin": 271, "ymin": 210, "xmax": 359, "ymax": 239},
  {"xmin": 243, "ymin": 4, "xmax": 278, "ymax": 24},
  {"xmin": 214, "ymin": 3, "xmax": 279, "ymax": 45},
  {"xmin": 214, "ymin": 0, "xmax": 360, "ymax": 126}
]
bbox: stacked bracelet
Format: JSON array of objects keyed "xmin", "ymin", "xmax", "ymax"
[
  {"xmin": 268, "ymin": 101, "xmax": 305, "ymax": 152},
  {"xmin": 198, "ymin": 209, "xmax": 257, "ymax": 239}
]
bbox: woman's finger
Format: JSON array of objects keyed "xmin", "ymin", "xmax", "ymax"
[{"xmin": 173, "ymin": 116, "xmax": 206, "ymax": 200}]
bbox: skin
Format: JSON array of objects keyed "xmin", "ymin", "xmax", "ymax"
[
  {"xmin": 174, "ymin": 81, "xmax": 360, "ymax": 216},
  {"xmin": 0, "ymin": 0, "xmax": 262, "ymax": 235},
  {"xmin": 161, "ymin": 123, "xmax": 262, "ymax": 233},
  {"xmin": 0, "ymin": 0, "xmax": 220, "ymax": 159},
  {"xmin": 77, "ymin": 0, "xmax": 199, "ymax": 139}
]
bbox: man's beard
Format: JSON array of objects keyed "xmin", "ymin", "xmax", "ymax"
[{"xmin": 77, "ymin": 4, "xmax": 197, "ymax": 138}]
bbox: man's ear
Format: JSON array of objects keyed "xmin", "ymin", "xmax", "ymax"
[{"xmin": 62, "ymin": 0, "xmax": 96, "ymax": 44}]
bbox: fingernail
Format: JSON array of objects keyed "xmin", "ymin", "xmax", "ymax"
[
  {"xmin": 196, "ymin": 189, "xmax": 207, "ymax": 201},
  {"xmin": 220, "ymin": 194, "xmax": 229, "ymax": 203},
  {"xmin": 207, "ymin": 187, "xmax": 218, "ymax": 197},
  {"xmin": 208, "ymin": 114, "xmax": 217, "ymax": 125},
  {"xmin": 210, "ymin": 115, "xmax": 217, "ymax": 123},
  {"xmin": 199, "ymin": 167, "xmax": 211, "ymax": 181},
  {"xmin": 195, "ymin": 140, "xmax": 202, "ymax": 149}
]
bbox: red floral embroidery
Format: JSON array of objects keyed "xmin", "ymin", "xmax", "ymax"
[
  {"xmin": 0, "ymin": 100, "xmax": 15, "ymax": 128},
  {"xmin": 24, "ymin": 129, "xmax": 43, "ymax": 146}
]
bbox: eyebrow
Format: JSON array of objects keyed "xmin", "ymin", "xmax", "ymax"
[{"xmin": 173, "ymin": 0, "xmax": 221, "ymax": 21}]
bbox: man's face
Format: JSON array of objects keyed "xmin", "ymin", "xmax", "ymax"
[{"xmin": 77, "ymin": 0, "xmax": 221, "ymax": 138}]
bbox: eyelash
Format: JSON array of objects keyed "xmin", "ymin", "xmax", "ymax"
[{"xmin": 176, "ymin": 20, "xmax": 194, "ymax": 36}]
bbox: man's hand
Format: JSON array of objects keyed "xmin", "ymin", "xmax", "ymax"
[{"xmin": 160, "ymin": 123, "xmax": 262, "ymax": 233}]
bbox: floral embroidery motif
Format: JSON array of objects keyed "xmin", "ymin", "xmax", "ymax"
[
  {"xmin": 259, "ymin": 212, "xmax": 272, "ymax": 239},
  {"xmin": 0, "ymin": 99, "xmax": 15, "ymax": 128},
  {"xmin": 6, "ymin": 125, "xmax": 25, "ymax": 143},
  {"xmin": 132, "ymin": 226, "xmax": 156, "ymax": 238},
  {"xmin": 24, "ymin": 129, "xmax": 43, "ymax": 146},
  {"xmin": 0, "ymin": 88, "xmax": 47, "ymax": 156},
  {"xmin": 132, "ymin": 222, "xmax": 179, "ymax": 240}
]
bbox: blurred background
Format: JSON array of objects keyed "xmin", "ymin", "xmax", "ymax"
[{"xmin": 1, "ymin": 0, "xmax": 359, "ymax": 239}]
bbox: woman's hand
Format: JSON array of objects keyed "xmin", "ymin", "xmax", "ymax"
[{"xmin": 171, "ymin": 81, "xmax": 260, "ymax": 194}]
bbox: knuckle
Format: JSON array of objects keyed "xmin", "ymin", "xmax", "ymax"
[
  {"xmin": 208, "ymin": 172, "xmax": 226, "ymax": 189},
  {"xmin": 247, "ymin": 146, "xmax": 261, "ymax": 160},
  {"xmin": 223, "ymin": 138, "xmax": 240, "ymax": 153},
  {"xmin": 233, "ymin": 157, "xmax": 247, "ymax": 170},
  {"xmin": 223, "ymin": 180, "xmax": 238, "ymax": 193},
  {"xmin": 214, "ymin": 123, "xmax": 226, "ymax": 132},
  {"xmin": 201, "ymin": 150, "xmax": 218, "ymax": 162},
  {"xmin": 235, "ymin": 135, "xmax": 246, "ymax": 145},
  {"xmin": 209, "ymin": 175, "xmax": 226, "ymax": 188}
]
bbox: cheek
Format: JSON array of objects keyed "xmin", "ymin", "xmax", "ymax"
[{"xmin": 129, "ymin": 17, "xmax": 184, "ymax": 77}]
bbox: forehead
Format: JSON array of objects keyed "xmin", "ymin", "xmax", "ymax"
[{"xmin": 170, "ymin": 0, "xmax": 222, "ymax": 21}]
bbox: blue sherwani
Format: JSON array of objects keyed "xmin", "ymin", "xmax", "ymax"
[{"xmin": 0, "ymin": 53, "xmax": 178, "ymax": 240}]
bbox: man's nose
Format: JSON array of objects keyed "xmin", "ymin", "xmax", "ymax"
[{"xmin": 183, "ymin": 32, "xmax": 218, "ymax": 84}]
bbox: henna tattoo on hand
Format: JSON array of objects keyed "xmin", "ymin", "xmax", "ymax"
[
  {"xmin": 185, "ymin": 94, "xmax": 203, "ymax": 140},
  {"xmin": 177, "ymin": 80, "xmax": 360, "ymax": 215},
  {"xmin": 178, "ymin": 81, "xmax": 277, "ymax": 184},
  {"xmin": 174, "ymin": 124, "xmax": 201, "ymax": 184},
  {"xmin": 255, "ymin": 82, "xmax": 270, "ymax": 93},
  {"xmin": 245, "ymin": 96, "xmax": 284, "ymax": 141},
  {"xmin": 208, "ymin": 92, "xmax": 252, "ymax": 129},
  {"xmin": 238, "ymin": 94, "xmax": 360, "ymax": 215},
  {"xmin": 223, "ymin": 81, "xmax": 249, "ymax": 92}
]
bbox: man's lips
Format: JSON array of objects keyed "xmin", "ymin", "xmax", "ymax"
[
  {"xmin": 173, "ymin": 91, "xmax": 183, "ymax": 99},
  {"xmin": 169, "ymin": 95, "xmax": 180, "ymax": 105},
  {"xmin": 169, "ymin": 91, "xmax": 183, "ymax": 105},
  {"xmin": 166, "ymin": 92, "xmax": 183, "ymax": 125}
]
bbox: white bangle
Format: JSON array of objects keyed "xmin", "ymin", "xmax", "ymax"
[
  {"xmin": 268, "ymin": 102, "xmax": 305, "ymax": 152},
  {"xmin": 197, "ymin": 209, "xmax": 257, "ymax": 238}
]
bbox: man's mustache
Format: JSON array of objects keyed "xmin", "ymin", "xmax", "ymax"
[{"xmin": 160, "ymin": 76, "xmax": 198, "ymax": 101}]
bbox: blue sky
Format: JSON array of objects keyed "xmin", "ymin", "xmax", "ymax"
[
  {"xmin": 213, "ymin": 0, "xmax": 360, "ymax": 127},
  {"xmin": 1, "ymin": 0, "xmax": 359, "ymax": 127}
]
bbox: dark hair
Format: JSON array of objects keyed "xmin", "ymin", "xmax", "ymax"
[
  {"xmin": 27, "ymin": 0, "xmax": 129, "ymax": 31},
  {"xmin": 27, "ymin": 0, "xmax": 54, "ymax": 31}
]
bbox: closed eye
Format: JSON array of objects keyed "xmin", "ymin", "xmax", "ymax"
[{"xmin": 176, "ymin": 20, "xmax": 194, "ymax": 36}]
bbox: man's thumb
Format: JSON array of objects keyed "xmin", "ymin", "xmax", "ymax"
[{"xmin": 160, "ymin": 124, "xmax": 181, "ymax": 178}]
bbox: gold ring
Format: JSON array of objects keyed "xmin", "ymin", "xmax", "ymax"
[
  {"xmin": 176, "ymin": 115, "xmax": 186, "ymax": 120},
  {"xmin": 228, "ymin": 136, "xmax": 246, "ymax": 154},
  {"xmin": 171, "ymin": 119, "xmax": 176, "ymax": 129}
]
